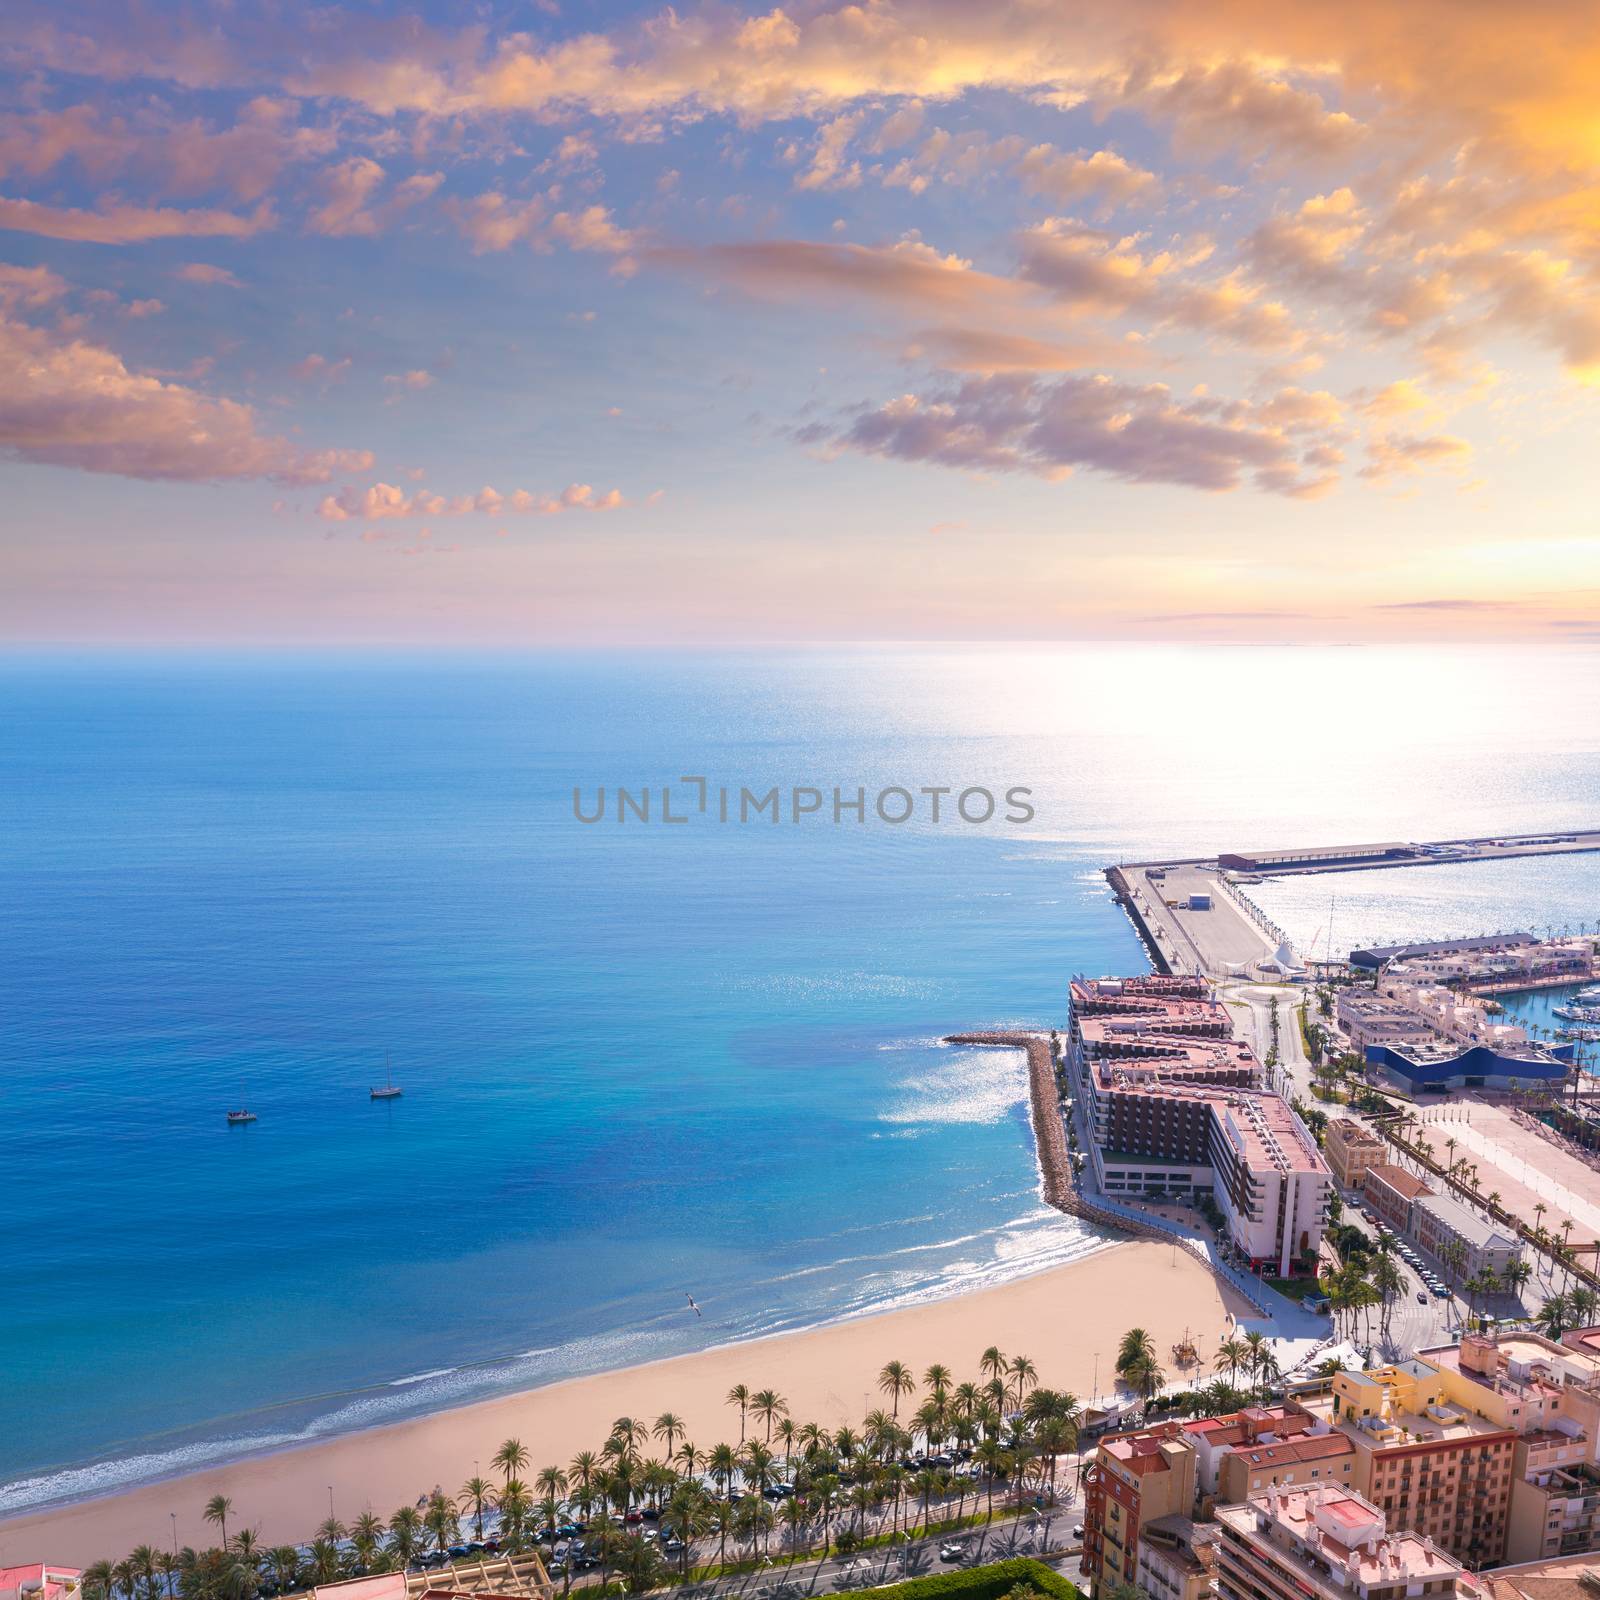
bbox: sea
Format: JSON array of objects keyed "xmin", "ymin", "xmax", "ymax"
[{"xmin": 4, "ymin": 643, "xmax": 1600, "ymax": 1517}]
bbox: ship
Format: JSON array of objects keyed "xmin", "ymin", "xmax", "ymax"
[{"xmin": 371, "ymin": 1053, "xmax": 403, "ymax": 1100}]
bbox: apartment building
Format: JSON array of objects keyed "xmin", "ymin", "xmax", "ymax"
[
  {"xmin": 1219, "ymin": 1432, "xmax": 1358, "ymax": 1504},
  {"xmin": 1084, "ymin": 1407, "xmax": 1338, "ymax": 1595},
  {"xmin": 1295, "ymin": 1359, "xmax": 1518, "ymax": 1565},
  {"xmin": 1082, "ymin": 1422, "xmax": 1198, "ymax": 1597},
  {"xmin": 1423, "ymin": 1330, "xmax": 1600, "ymax": 1565},
  {"xmin": 1325, "ymin": 1118, "xmax": 1387, "ymax": 1191},
  {"xmin": 1137, "ymin": 1515, "xmax": 1216, "ymax": 1600},
  {"xmin": 1215, "ymin": 1485, "xmax": 1473, "ymax": 1600}
]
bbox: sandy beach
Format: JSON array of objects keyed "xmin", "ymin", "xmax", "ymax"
[{"xmin": 0, "ymin": 1241, "xmax": 1252, "ymax": 1564}]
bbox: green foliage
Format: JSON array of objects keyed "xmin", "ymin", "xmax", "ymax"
[{"xmin": 864, "ymin": 1557, "xmax": 1081, "ymax": 1600}]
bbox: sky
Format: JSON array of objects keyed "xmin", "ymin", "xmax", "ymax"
[{"xmin": 1, "ymin": 0, "xmax": 1598, "ymax": 645}]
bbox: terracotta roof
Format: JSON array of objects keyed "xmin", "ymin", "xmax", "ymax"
[{"xmin": 1366, "ymin": 1163, "xmax": 1431, "ymax": 1199}]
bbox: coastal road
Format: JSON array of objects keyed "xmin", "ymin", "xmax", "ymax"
[{"xmin": 672, "ymin": 1508, "xmax": 1077, "ymax": 1600}]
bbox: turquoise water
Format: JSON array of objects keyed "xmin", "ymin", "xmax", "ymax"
[{"xmin": 4, "ymin": 644, "xmax": 1600, "ymax": 1513}]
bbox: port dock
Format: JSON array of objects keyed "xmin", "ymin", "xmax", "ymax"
[{"xmin": 1109, "ymin": 828, "xmax": 1600, "ymax": 980}]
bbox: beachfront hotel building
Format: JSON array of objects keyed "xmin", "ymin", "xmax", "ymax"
[
  {"xmin": 1214, "ymin": 1485, "xmax": 1474, "ymax": 1600},
  {"xmin": 0, "ymin": 1570, "xmax": 82, "ymax": 1600},
  {"xmin": 1068, "ymin": 976, "xmax": 1331, "ymax": 1276}
]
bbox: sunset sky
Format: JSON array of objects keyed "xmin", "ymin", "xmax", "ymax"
[{"xmin": 3, "ymin": 0, "xmax": 1599, "ymax": 643}]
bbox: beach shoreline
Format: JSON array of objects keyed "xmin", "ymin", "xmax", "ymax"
[{"xmin": 0, "ymin": 1240, "xmax": 1252, "ymax": 1564}]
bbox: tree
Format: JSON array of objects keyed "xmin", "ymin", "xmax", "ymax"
[
  {"xmin": 460, "ymin": 1476, "xmax": 492, "ymax": 1541},
  {"xmin": 1537, "ymin": 1292, "xmax": 1574, "ymax": 1339},
  {"xmin": 385, "ymin": 1508, "xmax": 422, "ymax": 1567},
  {"xmin": 266, "ymin": 1550, "xmax": 301, "ymax": 1594},
  {"xmin": 879, "ymin": 1360, "xmax": 915, "ymax": 1419},
  {"xmin": 203, "ymin": 1498, "xmax": 233, "ymax": 1553},
  {"xmin": 751, "ymin": 1388, "xmax": 789, "ymax": 1443},
  {"xmin": 1116, "ymin": 1329, "xmax": 1158, "ymax": 1380},
  {"xmin": 1213, "ymin": 1337, "xmax": 1248, "ymax": 1384},
  {"xmin": 726, "ymin": 1384, "xmax": 751, "ymax": 1444},
  {"xmin": 1007, "ymin": 1354, "xmax": 1039, "ymax": 1411},
  {"xmin": 492, "ymin": 1438, "xmax": 529, "ymax": 1483},
  {"xmin": 653, "ymin": 1412, "xmax": 686, "ymax": 1457}
]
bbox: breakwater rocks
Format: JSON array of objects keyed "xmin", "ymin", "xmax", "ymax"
[{"xmin": 947, "ymin": 1031, "xmax": 1209, "ymax": 1250}]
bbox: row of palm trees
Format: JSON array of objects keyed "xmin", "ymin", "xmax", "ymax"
[{"xmin": 83, "ymin": 1349, "xmax": 1080, "ymax": 1600}]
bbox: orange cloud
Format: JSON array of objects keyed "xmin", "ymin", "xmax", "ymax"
[
  {"xmin": 317, "ymin": 480, "xmax": 628, "ymax": 520},
  {"xmin": 0, "ymin": 305, "xmax": 371, "ymax": 483},
  {"xmin": 0, "ymin": 195, "xmax": 273, "ymax": 243}
]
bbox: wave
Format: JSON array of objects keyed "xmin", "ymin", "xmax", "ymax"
[{"xmin": 0, "ymin": 1209, "xmax": 1111, "ymax": 1520}]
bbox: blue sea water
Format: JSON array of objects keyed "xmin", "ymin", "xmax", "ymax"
[{"xmin": 4, "ymin": 643, "xmax": 1600, "ymax": 1514}]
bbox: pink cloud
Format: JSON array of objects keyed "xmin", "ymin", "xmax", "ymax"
[
  {"xmin": 317, "ymin": 479, "xmax": 629, "ymax": 520},
  {"xmin": 0, "ymin": 304, "xmax": 372, "ymax": 483},
  {"xmin": 0, "ymin": 195, "xmax": 273, "ymax": 244}
]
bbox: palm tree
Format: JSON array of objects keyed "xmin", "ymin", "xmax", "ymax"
[
  {"xmin": 1537, "ymin": 1291, "xmax": 1574, "ymax": 1338},
  {"xmin": 1116, "ymin": 1328, "xmax": 1158, "ymax": 1382},
  {"xmin": 1214, "ymin": 1337, "xmax": 1248, "ymax": 1385},
  {"xmin": 979, "ymin": 1346, "xmax": 1007, "ymax": 1390},
  {"xmin": 423, "ymin": 1488, "xmax": 457, "ymax": 1554},
  {"xmin": 267, "ymin": 1542, "xmax": 300, "ymax": 1593},
  {"xmin": 878, "ymin": 1360, "xmax": 915, "ymax": 1419},
  {"xmin": 1572, "ymin": 1285, "xmax": 1600, "ymax": 1324},
  {"xmin": 497, "ymin": 1479, "xmax": 531, "ymax": 1552},
  {"xmin": 128, "ymin": 1547, "xmax": 159, "ymax": 1600},
  {"xmin": 569, "ymin": 1449, "xmax": 600, "ymax": 1516},
  {"xmin": 923, "ymin": 1363, "xmax": 952, "ymax": 1401},
  {"xmin": 751, "ymin": 1388, "xmax": 788, "ymax": 1443},
  {"xmin": 203, "ymin": 1497, "xmax": 234, "ymax": 1552},
  {"xmin": 493, "ymin": 1438, "xmax": 530, "ymax": 1484},
  {"xmin": 726, "ymin": 1384, "xmax": 751, "ymax": 1443},
  {"xmin": 1007, "ymin": 1354, "xmax": 1039, "ymax": 1411},
  {"xmin": 385, "ymin": 1508, "xmax": 422, "ymax": 1567},
  {"xmin": 83, "ymin": 1563, "xmax": 115, "ymax": 1600},
  {"xmin": 652, "ymin": 1412, "xmax": 686, "ymax": 1457},
  {"xmin": 351, "ymin": 1511, "xmax": 386, "ymax": 1568},
  {"xmin": 460, "ymin": 1476, "xmax": 492, "ymax": 1540}
]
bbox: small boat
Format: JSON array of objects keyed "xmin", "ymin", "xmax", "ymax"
[
  {"xmin": 226, "ymin": 1108, "xmax": 257, "ymax": 1124},
  {"xmin": 370, "ymin": 1053, "xmax": 403, "ymax": 1101}
]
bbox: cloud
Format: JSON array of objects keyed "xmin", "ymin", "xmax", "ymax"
[
  {"xmin": 384, "ymin": 369, "xmax": 435, "ymax": 390},
  {"xmin": 1020, "ymin": 219, "xmax": 1299, "ymax": 348},
  {"xmin": 1359, "ymin": 431, "xmax": 1473, "ymax": 480},
  {"xmin": 793, "ymin": 112, "xmax": 863, "ymax": 191},
  {"xmin": 0, "ymin": 195, "xmax": 273, "ymax": 243},
  {"xmin": 176, "ymin": 262, "xmax": 242, "ymax": 286},
  {"xmin": 656, "ymin": 236, "xmax": 1019, "ymax": 313},
  {"xmin": 447, "ymin": 192, "xmax": 636, "ymax": 261},
  {"xmin": 904, "ymin": 326, "xmax": 1148, "ymax": 373},
  {"xmin": 1374, "ymin": 598, "xmax": 1517, "ymax": 611},
  {"xmin": 0, "ymin": 304, "xmax": 371, "ymax": 483},
  {"xmin": 1015, "ymin": 147, "xmax": 1160, "ymax": 209},
  {"xmin": 0, "ymin": 97, "xmax": 336, "ymax": 203},
  {"xmin": 305, "ymin": 159, "xmax": 442, "ymax": 237},
  {"xmin": 316, "ymin": 480, "xmax": 628, "ymax": 520},
  {"xmin": 1106, "ymin": 61, "xmax": 1365, "ymax": 162},
  {"xmin": 811, "ymin": 373, "xmax": 1342, "ymax": 496}
]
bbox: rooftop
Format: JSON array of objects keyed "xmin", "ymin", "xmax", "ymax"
[
  {"xmin": 1413, "ymin": 1189, "xmax": 1522, "ymax": 1253},
  {"xmin": 1219, "ymin": 1482, "xmax": 1464, "ymax": 1586},
  {"xmin": 1365, "ymin": 1163, "xmax": 1431, "ymax": 1200},
  {"xmin": 1232, "ymin": 1433, "xmax": 1357, "ymax": 1470}
]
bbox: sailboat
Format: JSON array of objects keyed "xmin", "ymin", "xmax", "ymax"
[
  {"xmin": 370, "ymin": 1053, "xmax": 403, "ymax": 1100},
  {"xmin": 226, "ymin": 1098, "xmax": 257, "ymax": 1125}
]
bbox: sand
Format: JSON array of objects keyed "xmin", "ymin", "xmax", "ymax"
[{"xmin": 0, "ymin": 1241, "xmax": 1252, "ymax": 1565}]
